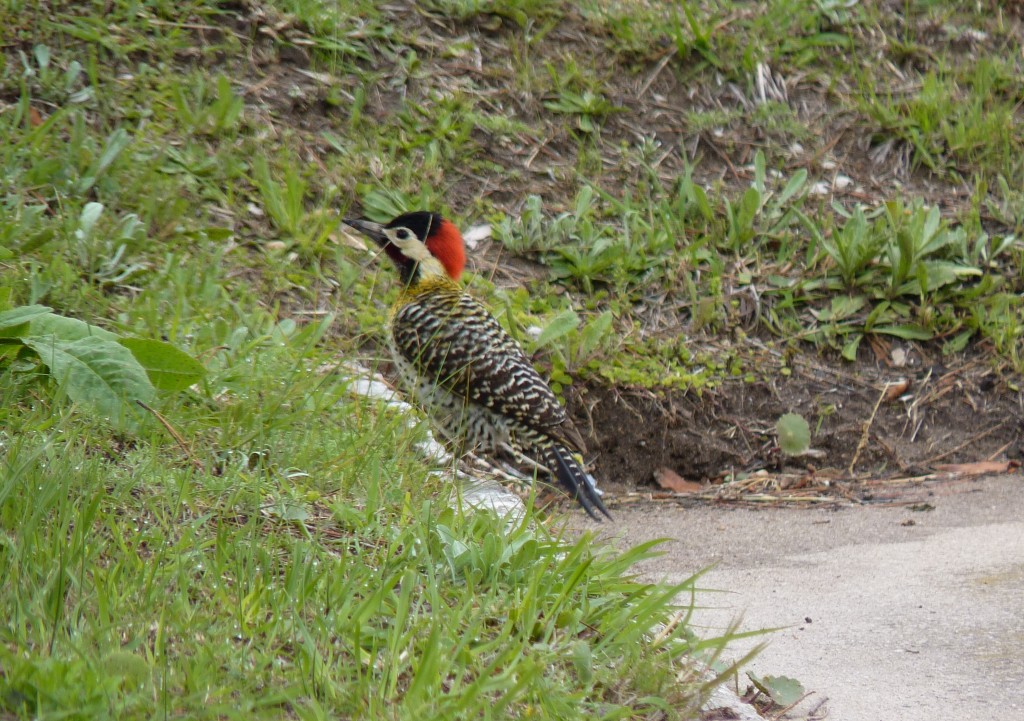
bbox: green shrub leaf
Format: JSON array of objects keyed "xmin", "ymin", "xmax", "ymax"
[
  {"xmin": 776, "ymin": 413, "xmax": 811, "ymax": 456},
  {"xmin": 119, "ymin": 337, "xmax": 206, "ymax": 391},
  {"xmin": 24, "ymin": 335, "xmax": 155, "ymax": 432},
  {"xmin": 873, "ymin": 324, "xmax": 933, "ymax": 340},
  {"xmin": 748, "ymin": 673, "xmax": 805, "ymax": 706},
  {"xmin": 578, "ymin": 311, "xmax": 613, "ymax": 359},
  {"xmin": 0, "ymin": 304, "xmax": 52, "ymax": 336},
  {"xmin": 535, "ymin": 309, "xmax": 580, "ymax": 349},
  {"xmin": 29, "ymin": 312, "xmax": 119, "ymax": 342}
]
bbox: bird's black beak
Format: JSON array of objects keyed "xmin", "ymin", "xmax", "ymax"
[{"xmin": 344, "ymin": 218, "xmax": 388, "ymax": 247}]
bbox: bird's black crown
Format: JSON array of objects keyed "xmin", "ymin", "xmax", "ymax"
[{"xmin": 386, "ymin": 211, "xmax": 443, "ymax": 241}]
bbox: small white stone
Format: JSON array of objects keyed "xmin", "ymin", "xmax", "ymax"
[{"xmin": 462, "ymin": 224, "xmax": 491, "ymax": 249}]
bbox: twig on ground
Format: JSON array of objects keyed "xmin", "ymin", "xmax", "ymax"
[
  {"xmin": 637, "ymin": 49, "xmax": 675, "ymax": 98},
  {"xmin": 769, "ymin": 691, "xmax": 815, "ymax": 720},
  {"xmin": 924, "ymin": 423, "xmax": 1006, "ymax": 465},
  {"xmin": 137, "ymin": 400, "xmax": 204, "ymax": 471},
  {"xmin": 849, "ymin": 383, "xmax": 889, "ymax": 474},
  {"xmin": 987, "ymin": 440, "xmax": 1015, "ymax": 461}
]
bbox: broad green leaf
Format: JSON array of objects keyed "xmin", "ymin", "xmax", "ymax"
[
  {"xmin": 578, "ymin": 311, "xmax": 613, "ymax": 359},
  {"xmin": 816, "ymin": 295, "xmax": 866, "ymax": 322},
  {"xmin": 28, "ymin": 312, "xmax": 118, "ymax": 342},
  {"xmin": 896, "ymin": 261, "xmax": 982, "ymax": 296},
  {"xmin": 535, "ymin": 309, "xmax": 580, "ymax": 349},
  {"xmin": 0, "ymin": 305, "xmax": 52, "ymax": 335},
  {"xmin": 927, "ymin": 260, "xmax": 982, "ymax": 286},
  {"xmin": 864, "ymin": 299, "xmax": 892, "ymax": 327},
  {"xmin": 989, "ymin": 233, "xmax": 1017, "ymax": 258},
  {"xmin": 740, "ymin": 186, "xmax": 762, "ymax": 221},
  {"xmin": 76, "ymin": 202, "xmax": 104, "ymax": 238},
  {"xmin": 753, "ymin": 149, "xmax": 766, "ymax": 195},
  {"xmin": 842, "ymin": 333, "xmax": 862, "ymax": 361},
  {"xmin": 34, "ymin": 43, "xmax": 50, "ymax": 68},
  {"xmin": 943, "ymin": 330, "xmax": 972, "ymax": 355},
  {"xmin": 777, "ymin": 168, "xmax": 808, "ymax": 206},
  {"xmin": 119, "ymin": 337, "xmax": 206, "ymax": 391},
  {"xmin": 916, "ymin": 262, "xmax": 929, "ymax": 297},
  {"xmin": 78, "ymin": 128, "xmax": 130, "ymax": 194},
  {"xmin": 873, "ymin": 324, "xmax": 933, "ymax": 340},
  {"xmin": 749, "ymin": 673, "xmax": 806, "ymax": 707},
  {"xmin": 574, "ymin": 185, "xmax": 596, "ymax": 218},
  {"xmin": 0, "ymin": 343, "xmax": 23, "ymax": 362},
  {"xmin": 922, "ymin": 205, "xmax": 941, "ymax": 246},
  {"xmin": 24, "ymin": 335, "xmax": 155, "ymax": 432},
  {"xmin": 692, "ymin": 184, "xmax": 714, "ymax": 221},
  {"xmin": 892, "ymin": 229, "xmax": 915, "ymax": 284},
  {"xmin": 776, "ymin": 413, "xmax": 810, "ymax": 456}
]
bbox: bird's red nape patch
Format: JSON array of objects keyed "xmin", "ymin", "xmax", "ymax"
[{"xmin": 426, "ymin": 219, "xmax": 467, "ymax": 281}]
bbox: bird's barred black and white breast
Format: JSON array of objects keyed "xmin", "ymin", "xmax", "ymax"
[{"xmin": 388, "ymin": 281, "xmax": 580, "ymax": 452}]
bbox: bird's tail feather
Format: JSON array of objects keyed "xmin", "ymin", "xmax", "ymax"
[{"xmin": 540, "ymin": 443, "xmax": 612, "ymax": 522}]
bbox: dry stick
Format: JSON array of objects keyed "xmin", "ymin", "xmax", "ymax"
[
  {"xmin": 637, "ymin": 49, "xmax": 675, "ymax": 98},
  {"xmin": 987, "ymin": 440, "xmax": 1015, "ymax": 462},
  {"xmin": 805, "ymin": 695, "xmax": 831, "ymax": 720},
  {"xmin": 770, "ymin": 691, "xmax": 816, "ymax": 721},
  {"xmin": 862, "ymin": 473, "xmax": 941, "ymax": 486},
  {"xmin": 136, "ymin": 400, "xmax": 205, "ymax": 471},
  {"xmin": 651, "ymin": 609, "xmax": 687, "ymax": 646},
  {"xmin": 848, "ymin": 383, "xmax": 890, "ymax": 475},
  {"xmin": 924, "ymin": 423, "xmax": 1005, "ymax": 465}
]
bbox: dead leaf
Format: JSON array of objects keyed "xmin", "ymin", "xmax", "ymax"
[
  {"xmin": 29, "ymin": 106, "xmax": 43, "ymax": 127},
  {"xmin": 934, "ymin": 461, "xmax": 1015, "ymax": 476},
  {"xmin": 883, "ymin": 378, "xmax": 911, "ymax": 402},
  {"xmin": 654, "ymin": 467, "xmax": 703, "ymax": 493},
  {"xmin": 868, "ymin": 335, "xmax": 890, "ymax": 364}
]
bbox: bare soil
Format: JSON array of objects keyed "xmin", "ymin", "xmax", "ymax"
[{"xmin": 571, "ymin": 348, "xmax": 1023, "ymax": 504}]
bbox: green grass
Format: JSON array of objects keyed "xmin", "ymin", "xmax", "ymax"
[
  {"xmin": 1, "ymin": 411, "xmax": 727, "ymax": 719},
  {"xmin": 2, "ymin": 0, "xmax": 1023, "ymax": 716}
]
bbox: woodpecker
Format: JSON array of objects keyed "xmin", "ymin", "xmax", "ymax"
[{"xmin": 346, "ymin": 211, "xmax": 611, "ymax": 521}]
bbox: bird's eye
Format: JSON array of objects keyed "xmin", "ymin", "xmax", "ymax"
[{"xmin": 394, "ymin": 229, "xmax": 411, "ymax": 241}]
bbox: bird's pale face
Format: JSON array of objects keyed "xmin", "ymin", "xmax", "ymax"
[
  {"xmin": 345, "ymin": 211, "xmax": 466, "ymax": 283},
  {"xmin": 383, "ymin": 225, "xmax": 436, "ymax": 266}
]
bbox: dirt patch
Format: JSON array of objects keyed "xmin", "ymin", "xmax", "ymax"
[
  {"xmin": 208, "ymin": 1, "xmax": 1016, "ymax": 220},
  {"xmin": 574, "ymin": 347, "xmax": 1023, "ymax": 498},
  {"xmin": 183, "ymin": 2, "xmax": 1023, "ymax": 504}
]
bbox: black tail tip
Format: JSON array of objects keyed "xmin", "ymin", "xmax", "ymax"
[
  {"xmin": 549, "ymin": 446, "xmax": 612, "ymax": 522},
  {"xmin": 582, "ymin": 487, "xmax": 613, "ymax": 522}
]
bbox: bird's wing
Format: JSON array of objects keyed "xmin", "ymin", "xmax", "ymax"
[{"xmin": 391, "ymin": 289, "xmax": 585, "ymax": 450}]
